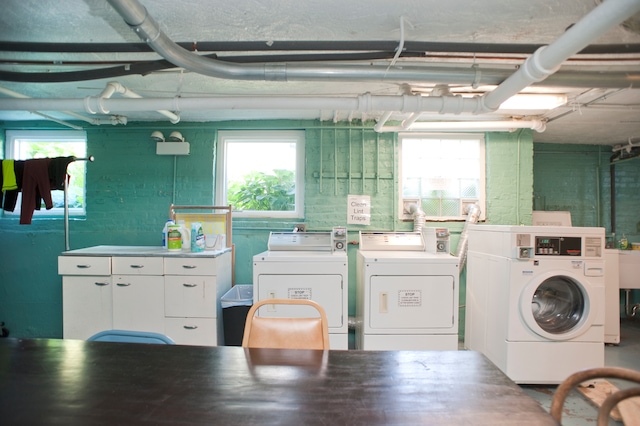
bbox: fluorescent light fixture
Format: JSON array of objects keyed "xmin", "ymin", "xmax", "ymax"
[
  {"xmin": 406, "ymin": 119, "xmax": 547, "ymax": 132},
  {"xmin": 498, "ymin": 94, "xmax": 567, "ymax": 111}
]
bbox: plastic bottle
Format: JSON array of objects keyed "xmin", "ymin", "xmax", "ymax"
[
  {"xmin": 167, "ymin": 224, "xmax": 182, "ymax": 251},
  {"xmin": 162, "ymin": 219, "xmax": 174, "ymax": 249}
]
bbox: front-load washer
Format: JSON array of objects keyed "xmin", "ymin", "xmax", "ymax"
[
  {"xmin": 356, "ymin": 231, "xmax": 460, "ymax": 350},
  {"xmin": 465, "ymin": 225, "xmax": 605, "ymax": 384},
  {"xmin": 253, "ymin": 228, "xmax": 349, "ymax": 349}
]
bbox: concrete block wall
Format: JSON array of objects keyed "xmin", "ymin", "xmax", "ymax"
[{"xmin": 1, "ymin": 120, "xmax": 539, "ymax": 340}]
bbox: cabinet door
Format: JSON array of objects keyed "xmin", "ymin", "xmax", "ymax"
[
  {"xmin": 165, "ymin": 275, "xmax": 217, "ymax": 318},
  {"xmin": 112, "ymin": 275, "xmax": 165, "ymax": 333},
  {"xmin": 62, "ymin": 276, "xmax": 113, "ymax": 340}
]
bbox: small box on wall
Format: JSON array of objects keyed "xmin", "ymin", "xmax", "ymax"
[{"xmin": 156, "ymin": 142, "xmax": 190, "ymax": 155}]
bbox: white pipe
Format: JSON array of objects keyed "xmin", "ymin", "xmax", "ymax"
[
  {"xmin": 0, "ymin": 93, "xmax": 489, "ymax": 116},
  {"xmin": 481, "ymin": 0, "xmax": 640, "ymax": 112},
  {"xmin": 373, "ymin": 111, "xmax": 393, "ymax": 132},
  {"xmin": 0, "ymin": 85, "xmax": 127, "ymax": 126},
  {"xmin": 376, "ymin": 119, "xmax": 547, "ymax": 133},
  {"xmin": 98, "ymin": 81, "xmax": 180, "ymax": 123}
]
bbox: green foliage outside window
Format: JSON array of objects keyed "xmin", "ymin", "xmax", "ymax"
[{"xmin": 227, "ymin": 169, "xmax": 295, "ymax": 211}]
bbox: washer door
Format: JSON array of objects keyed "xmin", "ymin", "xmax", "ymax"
[{"xmin": 520, "ymin": 271, "xmax": 594, "ymax": 341}]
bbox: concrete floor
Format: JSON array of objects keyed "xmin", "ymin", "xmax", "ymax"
[{"xmin": 521, "ymin": 318, "xmax": 640, "ymax": 425}]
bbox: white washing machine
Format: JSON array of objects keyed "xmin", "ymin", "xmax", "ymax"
[
  {"xmin": 356, "ymin": 232, "xmax": 460, "ymax": 351},
  {"xmin": 465, "ymin": 225, "xmax": 605, "ymax": 384},
  {"xmin": 252, "ymin": 229, "xmax": 349, "ymax": 349}
]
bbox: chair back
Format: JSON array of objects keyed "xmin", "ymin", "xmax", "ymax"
[
  {"xmin": 88, "ymin": 329, "xmax": 176, "ymax": 344},
  {"xmin": 550, "ymin": 366, "xmax": 640, "ymax": 425},
  {"xmin": 242, "ymin": 298, "xmax": 330, "ymax": 350}
]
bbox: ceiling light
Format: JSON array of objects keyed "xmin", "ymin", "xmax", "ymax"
[
  {"xmin": 406, "ymin": 119, "xmax": 547, "ymax": 132},
  {"xmin": 498, "ymin": 94, "xmax": 567, "ymax": 111}
]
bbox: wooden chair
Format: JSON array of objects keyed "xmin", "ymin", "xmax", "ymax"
[
  {"xmin": 550, "ymin": 366, "xmax": 640, "ymax": 425},
  {"xmin": 241, "ymin": 298, "xmax": 330, "ymax": 350}
]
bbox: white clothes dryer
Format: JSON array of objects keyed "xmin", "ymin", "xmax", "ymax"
[
  {"xmin": 465, "ymin": 225, "xmax": 605, "ymax": 384},
  {"xmin": 252, "ymin": 229, "xmax": 349, "ymax": 349},
  {"xmin": 356, "ymin": 232, "xmax": 460, "ymax": 351}
]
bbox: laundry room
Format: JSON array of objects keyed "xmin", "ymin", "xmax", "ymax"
[{"xmin": 1, "ymin": 1, "xmax": 640, "ymax": 424}]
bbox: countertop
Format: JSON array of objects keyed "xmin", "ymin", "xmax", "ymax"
[{"xmin": 60, "ymin": 245, "xmax": 231, "ymax": 258}]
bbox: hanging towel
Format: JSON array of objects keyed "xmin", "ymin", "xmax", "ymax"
[
  {"xmin": 2, "ymin": 160, "xmax": 17, "ymax": 191},
  {"xmin": 20, "ymin": 158, "xmax": 53, "ymax": 224}
]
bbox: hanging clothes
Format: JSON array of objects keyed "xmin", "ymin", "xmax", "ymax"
[
  {"xmin": 48, "ymin": 156, "xmax": 75, "ymax": 190},
  {"xmin": 1, "ymin": 160, "xmax": 24, "ymax": 212},
  {"xmin": 20, "ymin": 158, "xmax": 53, "ymax": 224}
]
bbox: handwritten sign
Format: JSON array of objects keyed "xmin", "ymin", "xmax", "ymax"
[{"xmin": 348, "ymin": 195, "xmax": 371, "ymax": 225}]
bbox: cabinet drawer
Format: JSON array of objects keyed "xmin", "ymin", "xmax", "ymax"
[
  {"xmin": 164, "ymin": 257, "xmax": 217, "ymax": 276},
  {"xmin": 165, "ymin": 276, "xmax": 218, "ymax": 318},
  {"xmin": 59, "ymin": 256, "xmax": 111, "ymax": 276},
  {"xmin": 165, "ymin": 318, "xmax": 217, "ymax": 346},
  {"xmin": 112, "ymin": 257, "xmax": 163, "ymax": 275}
]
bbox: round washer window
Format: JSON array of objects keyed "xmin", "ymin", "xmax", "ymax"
[{"xmin": 530, "ymin": 276, "xmax": 585, "ymax": 334}]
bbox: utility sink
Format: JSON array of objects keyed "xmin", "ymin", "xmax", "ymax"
[{"xmin": 619, "ymin": 250, "xmax": 640, "ymax": 289}]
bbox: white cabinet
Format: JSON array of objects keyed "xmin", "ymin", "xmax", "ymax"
[
  {"xmin": 164, "ymin": 255, "xmax": 232, "ymax": 346},
  {"xmin": 60, "ymin": 256, "xmax": 112, "ymax": 340},
  {"xmin": 59, "ymin": 246, "xmax": 232, "ymax": 346}
]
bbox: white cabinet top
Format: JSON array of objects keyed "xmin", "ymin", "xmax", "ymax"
[{"xmin": 61, "ymin": 245, "xmax": 231, "ymax": 258}]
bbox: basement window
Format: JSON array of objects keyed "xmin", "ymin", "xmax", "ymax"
[
  {"xmin": 215, "ymin": 130, "xmax": 305, "ymax": 218},
  {"xmin": 399, "ymin": 133, "xmax": 485, "ymax": 221},
  {"xmin": 3, "ymin": 130, "xmax": 87, "ymax": 219}
]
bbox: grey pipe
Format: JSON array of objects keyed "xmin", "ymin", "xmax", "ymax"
[{"xmin": 107, "ymin": 0, "xmax": 640, "ymax": 91}]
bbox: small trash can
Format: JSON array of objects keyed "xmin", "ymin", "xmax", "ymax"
[{"xmin": 221, "ymin": 285, "xmax": 253, "ymax": 346}]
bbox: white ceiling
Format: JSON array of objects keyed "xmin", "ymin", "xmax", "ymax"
[{"xmin": 1, "ymin": 0, "xmax": 639, "ymax": 146}]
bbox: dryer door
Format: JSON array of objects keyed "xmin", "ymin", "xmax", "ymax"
[{"xmin": 519, "ymin": 271, "xmax": 595, "ymax": 341}]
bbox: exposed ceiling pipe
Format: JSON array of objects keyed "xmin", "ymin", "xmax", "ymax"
[
  {"xmin": 107, "ymin": 0, "xmax": 640, "ymax": 86},
  {"xmin": 0, "ymin": 92, "xmax": 494, "ymax": 116},
  {"xmin": 479, "ymin": 0, "xmax": 640, "ymax": 113},
  {"xmin": 91, "ymin": 81, "xmax": 180, "ymax": 124},
  {"xmin": 0, "ymin": 85, "xmax": 125, "ymax": 127}
]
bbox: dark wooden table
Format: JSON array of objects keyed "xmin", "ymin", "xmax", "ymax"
[{"xmin": 0, "ymin": 338, "xmax": 557, "ymax": 425}]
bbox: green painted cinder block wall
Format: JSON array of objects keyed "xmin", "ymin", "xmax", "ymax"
[{"xmin": 1, "ymin": 120, "xmax": 638, "ymax": 341}]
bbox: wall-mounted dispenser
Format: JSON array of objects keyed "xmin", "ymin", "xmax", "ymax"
[{"xmin": 151, "ymin": 131, "xmax": 190, "ymax": 155}]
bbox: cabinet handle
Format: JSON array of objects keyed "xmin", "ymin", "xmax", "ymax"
[
  {"xmin": 94, "ymin": 282, "xmax": 109, "ymax": 286},
  {"xmin": 129, "ymin": 265, "xmax": 144, "ymax": 269},
  {"xmin": 116, "ymin": 282, "xmax": 131, "ymax": 287},
  {"xmin": 183, "ymin": 325, "xmax": 198, "ymax": 330},
  {"xmin": 182, "ymin": 265, "xmax": 197, "ymax": 269},
  {"xmin": 183, "ymin": 283, "xmax": 197, "ymax": 288},
  {"xmin": 76, "ymin": 264, "xmax": 91, "ymax": 269}
]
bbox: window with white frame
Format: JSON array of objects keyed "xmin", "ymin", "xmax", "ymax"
[
  {"xmin": 215, "ymin": 130, "xmax": 305, "ymax": 218},
  {"xmin": 399, "ymin": 133, "xmax": 485, "ymax": 221},
  {"xmin": 4, "ymin": 130, "xmax": 87, "ymax": 217}
]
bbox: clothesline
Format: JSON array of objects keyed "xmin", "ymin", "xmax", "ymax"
[{"xmin": 0, "ymin": 155, "xmax": 94, "ymax": 227}]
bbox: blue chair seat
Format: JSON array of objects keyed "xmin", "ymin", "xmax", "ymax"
[{"xmin": 87, "ymin": 329, "xmax": 175, "ymax": 344}]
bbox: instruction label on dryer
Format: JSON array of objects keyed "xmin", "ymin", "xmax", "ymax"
[
  {"xmin": 288, "ymin": 288, "xmax": 312, "ymax": 299},
  {"xmin": 398, "ymin": 290, "xmax": 422, "ymax": 306}
]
